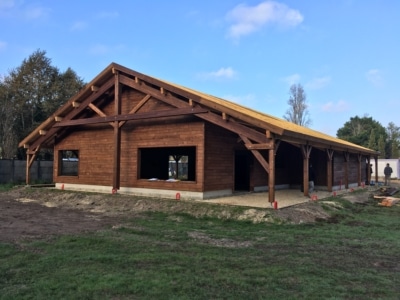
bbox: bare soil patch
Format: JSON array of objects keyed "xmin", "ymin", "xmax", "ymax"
[{"xmin": 1, "ymin": 183, "xmax": 397, "ymax": 243}]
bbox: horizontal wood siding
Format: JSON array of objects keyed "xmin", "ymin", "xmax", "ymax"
[
  {"xmin": 121, "ymin": 120, "xmax": 205, "ymax": 192},
  {"xmin": 55, "ymin": 127, "xmax": 114, "ymax": 185},
  {"xmin": 203, "ymin": 123, "xmax": 239, "ymax": 191}
]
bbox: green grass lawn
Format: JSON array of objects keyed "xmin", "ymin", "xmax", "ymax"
[{"xmin": 1, "ymin": 197, "xmax": 399, "ymax": 299}]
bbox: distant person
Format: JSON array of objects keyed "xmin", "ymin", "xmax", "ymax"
[{"xmin": 384, "ymin": 163, "xmax": 393, "ymax": 186}]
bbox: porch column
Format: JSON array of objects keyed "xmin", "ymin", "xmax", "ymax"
[
  {"xmin": 268, "ymin": 143, "xmax": 275, "ymax": 203},
  {"xmin": 113, "ymin": 69, "xmax": 121, "ymax": 190},
  {"xmin": 367, "ymin": 156, "xmax": 371, "ymax": 184},
  {"xmin": 357, "ymin": 154, "xmax": 362, "ymax": 186},
  {"xmin": 344, "ymin": 152, "xmax": 349, "ymax": 189},
  {"xmin": 326, "ymin": 149, "xmax": 334, "ymax": 192},
  {"xmin": 301, "ymin": 144, "xmax": 312, "ymax": 196}
]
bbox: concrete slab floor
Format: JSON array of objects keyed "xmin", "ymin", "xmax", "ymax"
[{"xmin": 201, "ymin": 187, "xmax": 375, "ymax": 209}]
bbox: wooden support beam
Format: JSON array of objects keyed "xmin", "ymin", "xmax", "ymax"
[
  {"xmin": 301, "ymin": 144, "xmax": 313, "ymax": 196},
  {"xmin": 54, "ymin": 107, "xmax": 208, "ymax": 127},
  {"xmin": 91, "ymin": 85, "xmax": 99, "ymax": 92},
  {"xmin": 344, "ymin": 152, "xmax": 350, "ymax": 189},
  {"xmin": 54, "ymin": 116, "xmax": 63, "ymax": 122},
  {"xmin": 357, "ymin": 153, "xmax": 362, "ymax": 187},
  {"xmin": 113, "ymin": 71, "xmax": 121, "ymax": 190},
  {"xmin": 326, "ymin": 149, "xmax": 334, "ymax": 192},
  {"xmin": 268, "ymin": 146, "xmax": 275, "ymax": 203},
  {"xmin": 72, "ymin": 101, "xmax": 80, "ymax": 108},
  {"xmin": 244, "ymin": 141, "xmax": 273, "ymax": 150},
  {"xmin": 25, "ymin": 146, "xmax": 40, "ymax": 185},
  {"xmin": 119, "ymin": 94, "xmax": 152, "ymax": 128},
  {"xmin": 39, "ymin": 130, "xmax": 47, "ymax": 136},
  {"xmin": 240, "ymin": 134, "xmax": 270, "ymax": 173},
  {"xmin": 88, "ymin": 103, "xmax": 107, "ymax": 117}
]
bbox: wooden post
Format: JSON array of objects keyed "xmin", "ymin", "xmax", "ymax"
[
  {"xmin": 113, "ymin": 71, "xmax": 121, "ymax": 190},
  {"xmin": 357, "ymin": 154, "xmax": 362, "ymax": 186},
  {"xmin": 268, "ymin": 139, "xmax": 275, "ymax": 203},
  {"xmin": 26, "ymin": 153, "xmax": 31, "ymax": 185},
  {"xmin": 344, "ymin": 152, "xmax": 349, "ymax": 189},
  {"xmin": 326, "ymin": 149, "xmax": 334, "ymax": 192},
  {"xmin": 301, "ymin": 145, "xmax": 312, "ymax": 196}
]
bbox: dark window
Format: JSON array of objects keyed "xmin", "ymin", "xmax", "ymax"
[
  {"xmin": 59, "ymin": 150, "xmax": 79, "ymax": 176},
  {"xmin": 139, "ymin": 147, "xmax": 196, "ymax": 181}
]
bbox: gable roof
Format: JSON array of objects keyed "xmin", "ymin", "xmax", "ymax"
[{"xmin": 19, "ymin": 62, "xmax": 378, "ymax": 156}]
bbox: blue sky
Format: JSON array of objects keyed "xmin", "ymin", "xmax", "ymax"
[{"xmin": 1, "ymin": 0, "xmax": 399, "ymax": 137}]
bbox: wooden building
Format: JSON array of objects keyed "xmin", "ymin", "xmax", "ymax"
[{"xmin": 19, "ymin": 63, "xmax": 379, "ymax": 202}]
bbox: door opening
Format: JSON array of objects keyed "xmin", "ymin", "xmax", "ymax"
[{"xmin": 234, "ymin": 151, "xmax": 250, "ymax": 191}]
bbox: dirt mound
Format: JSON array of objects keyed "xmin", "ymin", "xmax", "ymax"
[{"xmin": 0, "ymin": 186, "xmax": 376, "ymax": 243}]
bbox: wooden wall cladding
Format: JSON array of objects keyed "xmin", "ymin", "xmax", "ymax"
[{"xmin": 203, "ymin": 123, "xmax": 239, "ymax": 191}]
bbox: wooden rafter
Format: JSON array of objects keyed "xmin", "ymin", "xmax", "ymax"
[{"xmin": 88, "ymin": 103, "xmax": 114, "ymax": 127}]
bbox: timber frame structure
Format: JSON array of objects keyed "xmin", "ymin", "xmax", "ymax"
[{"xmin": 19, "ymin": 63, "xmax": 379, "ymax": 202}]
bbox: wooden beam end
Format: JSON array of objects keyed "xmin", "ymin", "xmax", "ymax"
[
  {"xmin": 91, "ymin": 85, "xmax": 99, "ymax": 92},
  {"xmin": 72, "ymin": 101, "xmax": 80, "ymax": 108}
]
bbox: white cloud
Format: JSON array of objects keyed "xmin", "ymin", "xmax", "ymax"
[
  {"xmin": 199, "ymin": 67, "xmax": 237, "ymax": 80},
  {"xmin": 321, "ymin": 100, "xmax": 350, "ymax": 112},
  {"xmin": 226, "ymin": 1, "xmax": 303, "ymax": 40},
  {"xmin": 282, "ymin": 73, "xmax": 301, "ymax": 86},
  {"xmin": 366, "ymin": 69, "xmax": 384, "ymax": 87},
  {"xmin": 306, "ymin": 76, "xmax": 331, "ymax": 90}
]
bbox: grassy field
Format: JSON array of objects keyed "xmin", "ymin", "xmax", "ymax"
[{"xmin": 1, "ymin": 195, "xmax": 399, "ymax": 299}]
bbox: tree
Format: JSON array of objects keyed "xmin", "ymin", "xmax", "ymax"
[
  {"xmin": 386, "ymin": 122, "xmax": 400, "ymax": 158},
  {"xmin": 283, "ymin": 84, "xmax": 311, "ymax": 127},
  {"xmin": 0, "ymin": 78, "xmax": 17, "ymax": 158},
  {"xmin": 391, "ymin": 142, "xmax": 399, "ymax": 158},
  {"xmin": 337, "ymin": 115, "xmax": 386, "ymax": 149},
  {"xmin": 378, "ymin": 135, "xmax": 386, "ymax": 158},
  {"xmin": 0, "ymin": 49, "xmax": 85, "ymax": 158},
  {"xmin": 368, "ymin": 129, "xmax": 377, "ymax": 150}
]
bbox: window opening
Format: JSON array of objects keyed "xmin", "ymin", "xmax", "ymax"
[
  {"xmin": 139, "ymin": 147, "xmax": 195, "ymax": 181},
  {"xmin": 60, "ymin": 150, "xmax": 79, "ymax": 176}
]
